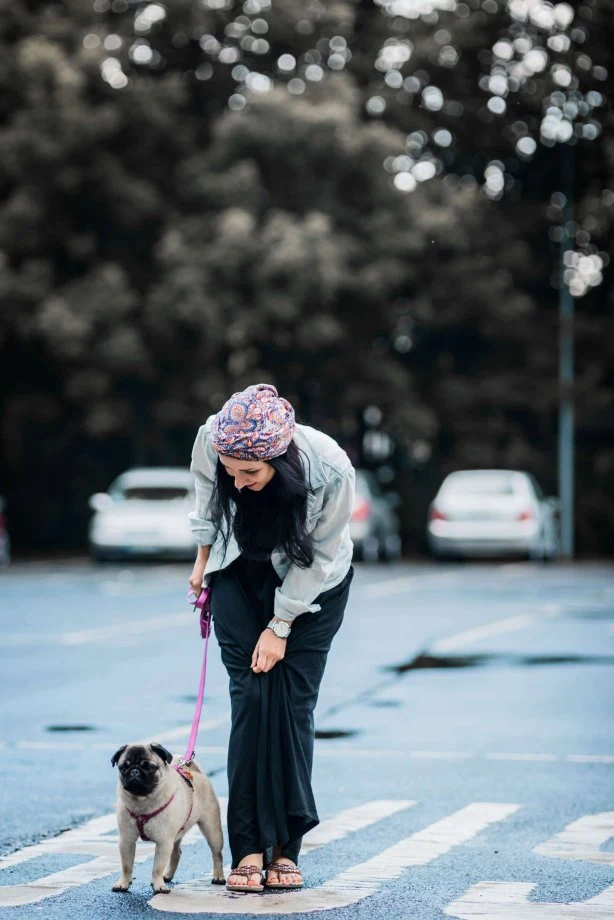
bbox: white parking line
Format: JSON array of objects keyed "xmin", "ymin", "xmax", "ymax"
[
  {"xmin": 430, "ymin": 604, "xmax": 562, "ymax": 654},
  {"xmin": 139, "ymin": 713, "xmax": 231, "ymax": 745},
  {"xmin": 486, "ymin": 753, "xmax": 559, "ymax": 763},
  {"xmin": 2, "ymin": 612, "xmax": 199, "ymax": 647},
  {"xmin": 409, "ymin": 750, "xmax": 475, "ymax": 760},
  {"xmin": 363, "ymin": 571, "xmax": 458, "ymax": 599},
  {"xmin": 59, "ymin": 612, "xmax": 196, "ymax": 646},
  {"xmin": 4, "ymin": 742, "xmax": 614, "ymax": 764}
]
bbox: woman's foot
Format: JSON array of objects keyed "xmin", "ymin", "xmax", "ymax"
[
  {"xmin": 226, "ymin": 854, "xmax": 264, "ymax": 891},
  {"xmin": 266, "ymin": 854, "xmax": 303, "ymax": 887}
]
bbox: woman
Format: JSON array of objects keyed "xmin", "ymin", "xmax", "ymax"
[{"xmin": 188, "ymin": 383, "xmax": 355, "ymax": 892}]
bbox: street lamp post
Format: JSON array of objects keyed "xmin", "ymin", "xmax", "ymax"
[{"xmin": 558, "ymin": 143, "xmax": 575, "ymax": 559}]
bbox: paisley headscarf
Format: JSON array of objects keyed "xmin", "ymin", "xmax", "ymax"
[{"xmin": 210, "ymin": 383, "xmax": 296, "ymax": 460}]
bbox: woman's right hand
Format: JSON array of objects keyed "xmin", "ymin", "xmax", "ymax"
[{"xmin": 189, "ymin": 547, "xmax": 210, "ymax": 594}]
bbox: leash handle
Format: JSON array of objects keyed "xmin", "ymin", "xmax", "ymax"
[{"xmin": 187, "ymin": 586, "xmax": 212, "ymax": 638}]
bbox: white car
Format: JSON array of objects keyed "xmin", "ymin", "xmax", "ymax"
[
  {"xmin": 427, "ymin": 470, "xmax": 560, "ymax": 561},
  {"xmin": 89, "ymin": 468, "xmax": 197, "ymax": 561},
  {"xmin": 349, "ymin": 470, "xmax": 402, "ymax": 562}
]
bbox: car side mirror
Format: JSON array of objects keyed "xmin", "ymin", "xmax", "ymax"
[{"xmin": 89, "ymin": 493, "xmax": 112, "ymax": 512}]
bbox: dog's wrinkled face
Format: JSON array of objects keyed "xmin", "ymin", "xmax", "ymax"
[{"xmin": 112, "ymin": 743, "xmax": 172, "ymax": 797}]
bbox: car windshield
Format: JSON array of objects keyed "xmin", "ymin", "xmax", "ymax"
[
  {"xmin": 444, "ymin": 474, "xmax": 517, "ymax": 496},
  {"xmin": 120, "ymin": 486, "xmax": 191, "ymax": 501}
]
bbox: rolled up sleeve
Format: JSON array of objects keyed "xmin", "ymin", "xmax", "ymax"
[
  {"xmin": 273, "ymin": 465, "xmax": 355, "ymax": 622},
  {"xmin": 188, "ymin": 423, "xmax": 219, "ymax": 547}
]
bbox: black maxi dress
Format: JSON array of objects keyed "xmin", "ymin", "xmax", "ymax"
[{"xmin": 209, "ymin": 486, "xmax": 354, "ymax": 869}]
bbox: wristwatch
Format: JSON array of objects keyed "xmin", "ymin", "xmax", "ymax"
[{"xmin": 267, "ymin": 618, "xmax": 292, "ymax": 639}]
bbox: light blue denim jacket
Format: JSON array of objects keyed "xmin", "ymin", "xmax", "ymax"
[{"xmin": 188, "ymin": 416, "xmax": 355, "ymax": 622}]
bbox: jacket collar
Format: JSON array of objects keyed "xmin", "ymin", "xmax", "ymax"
[{"xmin": 294, "ymin": 425, "xmax": 327, "ymax": 490}]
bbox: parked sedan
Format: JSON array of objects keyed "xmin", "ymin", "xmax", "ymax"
[
  {"xmin": 89, "ymin": 468, "xmax": 197, "ymax": 562},
  {"xmin": 427, "ymin": 470, "xmax": 559, "ymax": 561},
  {"xmin": 350, "ymin": 469, "xmax": 402, "ymax": 562}
]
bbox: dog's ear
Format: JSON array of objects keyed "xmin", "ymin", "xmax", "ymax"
[
  {"xmin": 150, "ymin": 743, "xmax": 173, "ymax": 765},
  {"xmin": 111, "ymin": 745, "xmax": 128, "ymax": 767}
]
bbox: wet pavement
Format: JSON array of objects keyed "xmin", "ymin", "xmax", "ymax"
[{"xmin": 0, "ymin": 558, "xmax": 613, "ymax": 918}]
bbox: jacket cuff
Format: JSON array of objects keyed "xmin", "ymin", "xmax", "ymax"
[{"xmin": 273, "ymin": 588, "xmax": 321, "ymax": 623}]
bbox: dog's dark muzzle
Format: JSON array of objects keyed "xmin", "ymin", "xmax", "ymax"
[{"xmin": 122, "ymin": 768, "xmax": 156, "ymax": 795}]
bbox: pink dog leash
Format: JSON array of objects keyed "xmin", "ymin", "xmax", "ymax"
[
  {"xmin": 124, "ymin": 588, "xmax": 210, "ymax": 839},
  {"xmin": 176, "ymin": 586, "xmax": 212, "ymax": 768}
]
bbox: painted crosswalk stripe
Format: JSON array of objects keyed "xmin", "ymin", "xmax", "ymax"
[
  {"xmin": 445, "ymin": 881, "xmax": 614, "ymax": 918},
  {"xmin": 149, "ymin": 801, "xmax": 520, "ymax": 914},
  {"xmin": 0, "ymin": 799, "xmax": 407, "ymax": 908},
  {"xmin": 446, "ymin": 812, "xmax": 614, "ymax": 918},
  {"xmin": 299, "ymin": 799, "xmax": 414, "ymax": 854},
  {"xmin": 0, "ymin": 799, "xmax": 231, "ymax": 908},
  {"xmin": 533, "ymin": 812, "xmax": 614, "ymax": 865}
]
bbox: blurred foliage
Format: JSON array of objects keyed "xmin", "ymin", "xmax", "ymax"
[{"xmin": 0, "ymin": 0, "xmax": 612, "ymax": 553}]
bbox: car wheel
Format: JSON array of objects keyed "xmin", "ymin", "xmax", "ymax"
[
  {"xmin": 382, "ymin": 533, "xmax": 402, "ymax": 562},
  {"xmin": 529, "ymin": 532, "xmax": 551, "ymax": 564},
  {"xmin": 362, "ymin": 535, "xmax": 380, "ymax": 563}
]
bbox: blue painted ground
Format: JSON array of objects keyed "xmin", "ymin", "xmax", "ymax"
[{"xmin": 0, "ymin": 558, "xmax": 613, "ymax": 918}]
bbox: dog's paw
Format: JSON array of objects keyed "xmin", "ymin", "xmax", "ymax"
[
  {"xmin": 152, "ymin": 882, "xmax": 171, "ymax": 894},
  {"xmin": 212, "ymin": 876, "xmax": 226, "ymax": 885},
  {"xmin": 163, "ymin": 874, "xmax": 174, "ymax": 883},
  {"xmin": 112, "ymin": 879, "xmax": 131, "ymax": 892}
]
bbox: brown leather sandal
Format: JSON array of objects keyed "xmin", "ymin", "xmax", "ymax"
[
  {"xmin": 225, "ymin": 864, "xmax": 265, "ymax": 892},
  {"xmin": 265, "ymin": 861, "xmax": 304, "ymax": 890}
]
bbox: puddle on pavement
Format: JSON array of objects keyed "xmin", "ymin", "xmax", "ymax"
[
  {"xmin": 388, "ymin": 652, "xmax": 614, "ymax": 674},
  {"xmin": 564, "ymin": 608, "xmax": 614, "ymax": 620},
  {"xmin": 46, "ymin": 724, "xmax": 97, "ymax": 732},
  {"xmin": 314, "ymin": 729, "xmax": 360, "ymax": 740}
]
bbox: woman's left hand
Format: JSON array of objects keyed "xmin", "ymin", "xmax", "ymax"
[{"xmin": 251, "ymin": 629, "xmax": 287, "ymax": 673}]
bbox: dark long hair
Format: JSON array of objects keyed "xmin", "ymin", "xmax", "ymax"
[{"xmin": 210, "ymin": 439, "xmax": 315, "ymax": 568}]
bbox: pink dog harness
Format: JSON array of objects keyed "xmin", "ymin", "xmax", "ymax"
[
  {"xmin": 127, "ymin": 791, "xmax": 194, "ymax": 842},
  {"xmin": 127, "ymin": 793, "xmax": 176, "ymax": 842}
]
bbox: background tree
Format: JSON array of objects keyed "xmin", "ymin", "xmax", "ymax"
[{"xmin": 0, "ymin": 0, "xmax": 611, "ymax": 553}]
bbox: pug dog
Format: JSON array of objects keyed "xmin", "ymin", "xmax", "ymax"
[{"xmin": 111, "ymin": 742, "xmax": 225, "ymax": 894}]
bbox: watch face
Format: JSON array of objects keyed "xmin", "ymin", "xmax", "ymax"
[{"xmin": 273, "ymin": 621, "xmax": 290, "ymax": 637}]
